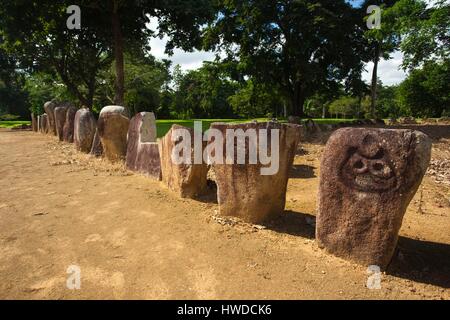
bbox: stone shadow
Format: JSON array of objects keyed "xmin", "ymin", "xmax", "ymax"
[
  {"xmin": 265, "ymin": 210, "xmax": 449, "ymax": 288},
  {"xmin": 388, "ymin": 236, "xmax": 450, "ymax": 288},
  {"xmin": 194, "ymin": 179, "xmax": 218, "ymax": 204},
  {"xmin": 289, "ymin": 164, "xmax": 316, "ymax": 179},
  {"xmin": 263, "ymin": 210, "xmax": 316, "ymax": 239}
]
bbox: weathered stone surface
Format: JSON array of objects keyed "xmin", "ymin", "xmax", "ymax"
[
  {"xmin": 43, "ymin": 101, "xmax": 57, "ymax": 135},
  {"xmin": 398, "ymin": 116, "xmax": 417, "ymax": 124},
  {"xmin": 97, "ymin": 106, "xmax": 129, "ymax": 161},
  {"xmin": 210, "ymin": 121, "xmax": 301, "ymax": 223},
  {"xmin": 90, "ymin": 128, "xmax": 103, "ymax": 157},
  {"xmin": 158, "ymin": 124, "xmax": 208, "ymax": 197},
  {"xmin": 287, "ymin": 116, "xmax": 300, "ymax": 124},
  {"xmin": 31, "ymin": 113, "xmax": 37, "ymax": 132},
  {"xmin": 38, "ymin": 114, "xmax": 48, "ymax": 133},
  {"xmin": 74, "ymin": 108, "xmax": 97, "ymax": 153},
  {"xmin": 54, "ymin": 105, "xmax": 69, "ymax": 141},
  {"xmin": 317, "ymin": 128, "xmax": 432, "ymax": 268},
  {"xmin": 126, "ymin": 112, "xmax": 161, "ymax": 179},
  {"xmin": 63, "ymin": 106, "xmax": 78, "ymax": 143}
]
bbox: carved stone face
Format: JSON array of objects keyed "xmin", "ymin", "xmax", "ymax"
[{"xmin": 340, "ymin": 134, "xmax": 397, "ymax": 192}]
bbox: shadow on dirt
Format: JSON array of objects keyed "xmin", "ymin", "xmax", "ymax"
[
  {"xmin": 266, "ymin": 209, "xmax": 450, "ymax": 288},
  {"xmin": 388, "ymin": 236, "xmax": 450, "ymax": 289},
  {"xmin": 264, "ymin": 210, "xmax": 316, "ymax": 239},
  {"xmin": 289, "ymin": 164, "xmax": 316, "ymax": 179}
]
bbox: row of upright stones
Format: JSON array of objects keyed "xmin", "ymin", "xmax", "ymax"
[{"xmin": 31, "ymin": 104, "xmax": 432, "ymax": 270}]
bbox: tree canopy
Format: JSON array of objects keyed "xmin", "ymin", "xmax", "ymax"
[{"xmin": 0, "ymin": 0, "xmax": 448, "ymax": 120}]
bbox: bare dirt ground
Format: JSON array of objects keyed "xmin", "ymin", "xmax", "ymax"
[{"xmin": 0, "ymin": 126, "xmax": 449, "ymax": 300}]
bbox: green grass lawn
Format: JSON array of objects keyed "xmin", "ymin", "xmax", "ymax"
[
  {"xmin": 0, "ymin": 118, "xmax": 359, "ymax": 136},
  {"xmin": 155, "ymin": 118, "xmax": 360, "ymax": 137},
  {"xmin": 0, "ymin": 121, "xmax": 31, "ymax": 128}
]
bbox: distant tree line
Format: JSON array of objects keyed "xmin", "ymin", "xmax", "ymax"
[{"xmin": 0, "ymin": 0, "xmax": 448, "ymax": 120}]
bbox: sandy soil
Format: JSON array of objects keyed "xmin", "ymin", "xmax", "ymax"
[{"xmin": 0, "ymin": 126, "xmax": 449, "ymax": 300}]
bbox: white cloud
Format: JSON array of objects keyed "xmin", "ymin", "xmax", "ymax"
[
  {"xmin": 362, "ymin": 51, "xmax": 408, "ymax": 86},
  {"xmin": 147, "ymin": 17, "xmax": 215, "ymax": 72},
  {"xmin": 148, "ymin": 17, "xmax": 408, "ymax": 85}
]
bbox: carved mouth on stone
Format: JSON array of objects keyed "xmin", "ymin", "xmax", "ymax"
[{"xmin": 340, "ymin": 146, "xmax": 397, "ymax": 192}]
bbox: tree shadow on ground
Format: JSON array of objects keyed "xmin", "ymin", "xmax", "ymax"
[
  {"xmin": 263, "ymin": 210, "xmax": 316, "ymax": 239},
  {"xmin": 289, "ymin": 164, "xmax": 316, "ymax": 179},
  {"xmin": 388, "ymin": 236, "xmax": 450, "ymax": 288}
]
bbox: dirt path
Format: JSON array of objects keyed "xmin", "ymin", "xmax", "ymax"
[{"xmin": 0, "ymin": 128, "xmax": 448, "ymax": 299}]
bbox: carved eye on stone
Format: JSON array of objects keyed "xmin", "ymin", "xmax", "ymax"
[{"xmin": 340, "ymin": 146, "xmax": 397, "ymax": 192}]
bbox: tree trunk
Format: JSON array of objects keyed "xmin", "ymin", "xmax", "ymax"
[
  {"xmin": 290, "ymin": 85, "xmax": 306, "ymax": 117},
  {"xmin": 112, "ymin": 0, "xmax": 125, "ymax": 106},
  {"xmin": 370, "ymin": 42, "xmax": 380, "ymax": 119},
  {"xmin": 86, "ymin": 74, "xmax": 96, "ymax": 109},
  {"xmin": 56, "ymin": 68, "xmax": 90, "ymax": 108}
]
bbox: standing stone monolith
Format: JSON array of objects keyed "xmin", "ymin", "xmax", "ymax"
[
  {"xmin": 97, "ymin": 106, "xmax": 129, "ymax": 161},
  {"xmin": 31, "ymin": 113, "xmax": 37, "ymax": 132},
  {"xmin": 39, "ymin": 114, "xmax": 48, "ymax": 134},
  {"xmin": 126, "ymin": 112, "xmax": 161, "ymax": 179},
  {"xmin": 210, "ymin": 122, "xmax": 301, "ymax": 223},
  {"xmin": 317, "ymin": 128, "xmax": 432, "ymax": 269},
  {"xmin": 158, "ymin": 124, "xmax": 208, "ymax": 198},
  {"xmin": 74, "ymin": 108, "xmax": 97, "ymax": 153},
  {"xmin": 90, "ymin": 128, "xmax": 103, "ymax": 157},
  {"xmin": 63, "ymin": 106, "xmax": 78, "ymax": 143},
  {"xmin": 37, "ymin": 115, "xmax": 42, "ymax": 132},
  {"xmin": 43, "ymin": 101, "xmax": 57, "ymax": 135},
  {"xmin": 54, "ymin": 104, "xmax": 69, "ymax": 141}
]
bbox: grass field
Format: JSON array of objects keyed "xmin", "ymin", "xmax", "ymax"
[
  {"xmin": 154, "ymin": 118, "xmax": 358, "ymax": 137},
  {"xmin": 1, "ymin": 118, "xmax": 361, "ymax": 136},
  {"xmin": 0, "ymin": 121, "xmax": 31, "ymax": 129}
]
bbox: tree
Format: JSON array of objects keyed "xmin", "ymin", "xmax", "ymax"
[
  {"xmin": 84, "ymin": 0, "xmax": 216, "ymax": 106},
  {"xmin": 170, "ymin": 62, "xmax": 237, "ymax": 119},
  {"xmin": 0, "ymin": 1, "xmax": 215, "ymax": 110},
  {"xmin": 329, "ymin": 96, "xmax": 360, "ymax": 118},
  {"xmin": 228, "ymin": 79, "xmax": 284, "ymax": 119},
  {"xmin": 205, "ymin": 0, "xmax": 367, "ymax": 117},
  {"xmin": 377, "ymin": 84, "xmax": 400, "ymax": 118},
  {"xmin": 24, "ymin": 73, "xmax": 72, "ymax": 116},
  {"xmin": 0, "ymin": 41, "xmax": 29, "ymax": 118},
  {"xmin": 362, "ymin": 0, "xmax": 400, "ymax": 117},
  {"xmin": 96, "ymin": 52, "xmax": 171, "ymax": 115},
  {"xmin": 397, "ymin": 60, "xmax": 450, "ymax": 117},
  {"xmin": 390, "ymin": 0, "xmax": 449, "ymax": 70},
  {"xmin": 0, "ymin": 1, "xmax": 115, "ymax": 108}
]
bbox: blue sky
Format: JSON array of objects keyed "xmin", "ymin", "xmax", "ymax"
[
  {"xmin": 148, "ymin": 1, "xmax": 408, "ymax": 86},
  {"xmin": 347, "ymin": 0, "xmax": 365, "ymax": 7}
]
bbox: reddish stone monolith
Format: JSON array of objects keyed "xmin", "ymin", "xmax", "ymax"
[
  {"xmin": 43, "ymin": 101, "xmax": 57, "ymax": 135},
  {"xmin": 63, "ymin": 106, "xmax": 78, "ymax": 143},
  {"xmin": 31, "ymin": 113, "xmax": 37, "ymax": 132},
  {"xmin": 97, "ymin": 106, "xmax": 129, "ymax": 161},
  {"xmin": 74, "ymin": 108, "xmax": 97, "ymax": 153},
  {"xmin": 158, "ymin": 124, "xmax": 208, "ymax": 198},
  {"xmin": 210, "ymin": 121, "xmax": 301, "ymax": 223},
  {"xmin": 316, "ymin": 128, "xmax": 432, "ymax": 268},
  {"xmin": 90, "ymin": 128, "xmax": 103, "ymax": 157},
  {"xmin": 54, "ymin": 105, "xmax": 69, "ymax": 141},
  {"xmin": 126, "ymin": 112, "xmax": 161, "ymax": 179},
  {"xmin": 39, "ymin": 114, "xmax": 48, "ymax": 134}
]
